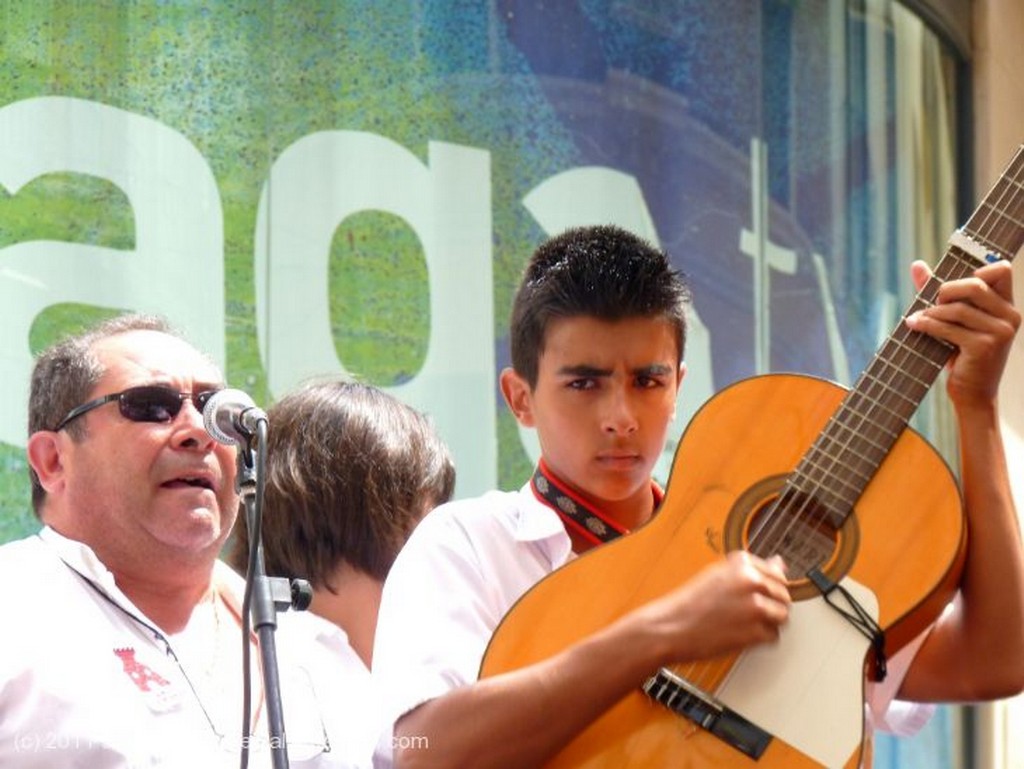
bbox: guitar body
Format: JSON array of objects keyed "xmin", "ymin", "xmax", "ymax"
[{"xmin": 481, "ymin": 373, "xmax": 966, "ymax": 769}]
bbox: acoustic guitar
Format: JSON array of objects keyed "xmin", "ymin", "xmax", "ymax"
[{"xmin": 480, "ymin": 145, "xmax": 1024, "ymax": 768}]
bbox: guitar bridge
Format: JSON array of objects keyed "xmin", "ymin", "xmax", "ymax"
[{"xmin": 642, "ymin": 668, "xmax": 772, "ymax": 760}]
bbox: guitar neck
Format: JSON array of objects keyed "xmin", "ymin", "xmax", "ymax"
[{"xmin": 787, "ymin": 145, "xmax": 1024, "ymax": 531}]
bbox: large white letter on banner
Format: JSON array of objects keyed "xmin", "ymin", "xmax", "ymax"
[
  {"xmin": 0, "ymin": 97, "xmax": 225, "ymax": 447},
  {"xmin": 523, "ymin": 166, "xmax": 713, "ymax": 482},
  {"xmin": 255, "ymin": 131, "xmax": 495, "ymax": 496}
]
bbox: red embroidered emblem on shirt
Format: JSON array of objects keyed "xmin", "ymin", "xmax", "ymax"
[{"xmin": 114, "ymin": 647, "xmax": 170, "ymax": 692}]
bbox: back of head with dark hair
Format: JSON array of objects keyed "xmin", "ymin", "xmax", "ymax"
[
  {"xmin": 27, "ymin": 313, "xmax": 178, "ymax": 515},
  {"xmin": 508, "ymin": 224, "xmax": 691, "ymax": 388},
  {"xmin": 228, "ymin": 379, "xmax": 456, "ymax": 586}
]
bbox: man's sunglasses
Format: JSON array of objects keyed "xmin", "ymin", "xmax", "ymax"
[{"xmin": 53, "ymin": 386, "xmax": 222, "ymax": 432}]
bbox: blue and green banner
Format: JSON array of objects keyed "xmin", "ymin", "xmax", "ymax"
[
  {"xmin": 0, "ymin": 3, "xmax": 963, "ymax": 767},
  {"xmin": 0, "ymin": 2, "xmax": 950, "ymax": 522}
]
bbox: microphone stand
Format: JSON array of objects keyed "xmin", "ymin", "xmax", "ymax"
[{"xmin": 237, "ymin": 421, "xmax": 312, "ymax": 769}]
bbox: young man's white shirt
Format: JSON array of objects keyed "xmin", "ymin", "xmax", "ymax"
[{"xmin": 371, "ymin": 482, "xmax": 933, "ymax": 767}]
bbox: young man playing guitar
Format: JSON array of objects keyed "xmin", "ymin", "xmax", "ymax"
[{"xmin": 371, "ymin": 224, "xmax": 1024, "ymax": 768}]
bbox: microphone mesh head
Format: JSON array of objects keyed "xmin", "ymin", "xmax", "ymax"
[{"xmin": 202, "ymin": 388, "xmax": 249, "ymax": 446}]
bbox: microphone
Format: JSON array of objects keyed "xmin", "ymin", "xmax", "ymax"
[{"xmin": 202, "ymin": 388, "xmax": 268, "ymax": 446}]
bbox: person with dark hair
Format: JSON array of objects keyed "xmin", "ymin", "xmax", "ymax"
[
  {"xmin": 371, "ymin": 224, "xmax": 1024, "ymax": 768},
  {"xmin": 228, "ymin": 378, "xmax": 455, "ymax": 667},
  {"xmin": 0, "ymin": 314, "xmax": 374, "ymax": 768}
]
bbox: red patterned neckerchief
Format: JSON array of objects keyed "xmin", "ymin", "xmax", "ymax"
[{"xmin": 530, "ymin": 458, "xmax": 663, "ymax": 552}]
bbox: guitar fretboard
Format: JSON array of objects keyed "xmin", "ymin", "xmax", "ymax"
[{"xmin": 767, "ymin": 146, "xmax": 1024, "ymax": 542}]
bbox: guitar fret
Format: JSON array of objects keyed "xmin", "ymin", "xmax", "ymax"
[
  {"xmin": 943, "ymin": 246, "xmax": 994, "ymax": 278},
  {"xmin": 792, "ymin": 457, "xmax": 866, "ymax": 501},
  {"xmin": 958, "ymin": 217, "xmax": 1020, "ymax": 262},
  {"xmin": 842, "ymin": 388, "xmax": 915, "ymax": 439},
  {"xmin": 946, "ymin": 247, "xmax": 986, "ymax": 276},
  {"xmin": 788, "ymin": 482, "xmax": 859, "ymax": 523},
  {"xmin": 790, "ymin": 475, "xmax": 864, "ymax": 511},
  {"xmin": 793, "ymin": 459, "xmax": 870, "ymax": 497},
  {"xmin": 967, "ymin": 199, "xmax": 1024, "ymax": 256},
  {"xmin": 853, "ymin": 371, "xmax": 925, "ymax": 418},
  {"xmin": 819, "ymin": 429, "xmax": 892, "ymax": 464},
  {"xmin": 815, "ymin": 421, "xmax": 893, "ymax": 465},
  {"xmin": 776, "ymin": 480, "xmax": 849, "ymax": 529},
  {"xmin": 813, "ymin": 434, "xmax": 891, "ymax": 477},
  {"xmin": 885, "ymin": 335, "xmax": 949, "ymax": 376},
  {"xmin": 963, "ymin": 154, "xmax": 1024, "ymax": 257},
  {"xmin": 867, "ymin": 345, "xmax": 933, "ymax": 383},
  {"xmin": 818, "ymin": 417, "xmax": 894, "ymax": 459},
  {"xmin": 851, "ymin": 381, "xmax": 925, "ymax": 429}
]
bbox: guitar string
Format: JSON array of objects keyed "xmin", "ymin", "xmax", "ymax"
[
  {"xmin": 977, "ymin": 148, "xmax": 1024, "ymax": 253},
  {"xmin": 664, "ymin": 148, "xmax": 1024, "ymax": 700},
  {"xmin": 747, "ymin": 147, "xmax": 1024, "ymax": 570},
  {"xmin": 748, "ymin": 258, "xmax": 962, "ymax": 561},
  {"xmin": 669, "ymin": 235, "xmax": 948, "ymax": 692},
  {"xmin": 756, "ymin": 149, "xmax": 1024, "ymax": 566},
  {"xmin": 675, "ymin": 151, "xmax": 1024, "ymax": 696}
]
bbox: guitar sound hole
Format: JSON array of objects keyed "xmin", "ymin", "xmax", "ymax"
[
  {"xmin": 724, "ymin": 474, "xmax": 860, "ymax": 599},
  {"xmin": 746, "ymin": 498, "xmax": 840, "ymax": 582}
]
